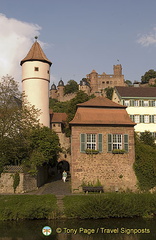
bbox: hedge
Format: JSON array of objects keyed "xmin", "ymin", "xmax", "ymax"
[{"xmin": 63, "ymin": 193, "xmax": 156, "ymax": 219}]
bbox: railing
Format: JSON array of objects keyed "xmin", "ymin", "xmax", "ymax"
[{"xmin": 3, "ymin": 165, "xmax": 23, "ymax": 173}]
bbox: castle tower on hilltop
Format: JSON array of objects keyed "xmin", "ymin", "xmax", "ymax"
[
  {"xmin": 86, "ymin": 64, "xmax": 125, "ymax": 96},
  {"xmin": 57, "ymin": 78, "xmax": 64, "ymax": 101},
  {"xmin": 20, "ymin": 40, "xmax": 52, "ymax": 127}
]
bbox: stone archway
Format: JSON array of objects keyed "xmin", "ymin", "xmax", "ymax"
[
  {"xmin": 57, "ymin": 160, "xmax": 70, "ymax": 172},
  {"xmin": 57, "ymin": 160, "xmax": 70, "ymax": 180},
  {"xmin": 48, "ymin": 160, "xmax": 70, "ymax": 181}
]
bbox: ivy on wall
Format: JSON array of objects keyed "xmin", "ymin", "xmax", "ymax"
[
  {"xmin": 12, "ymin": 173, "xmax": 20, "ymax": 193},
  {"xmin": 134, "ymin": 137, "xmax": 156, "ymax": 191}
]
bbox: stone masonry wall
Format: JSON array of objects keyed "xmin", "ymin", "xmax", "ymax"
[
  {"xmin": 0, "ymin": 172, "xmax": 37, "ymax": 194},
  {"xmin": 57, "ymin": 132, "xmax": 71, "ymax": 164},
  {"xmin": 0, "ymin": 165, "xmax": 48, "ymax": 193},
  {"xmin": 71, "ymin": 125, "xmax": 137, "ymax": 193}
]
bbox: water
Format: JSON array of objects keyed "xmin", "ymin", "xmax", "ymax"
[{"xmin": 0, "ymin": 218, "xmax": 155, "ymax": 240}]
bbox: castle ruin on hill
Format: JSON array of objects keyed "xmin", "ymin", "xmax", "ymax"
[{"xmin": 50, "ymin": 64, "xmax": 126, "ymax": 102}]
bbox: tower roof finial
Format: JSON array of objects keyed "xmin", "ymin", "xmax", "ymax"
[
  {"xmin": 20, "ymin": 40, "xmax": 52, "ymax": 66},
  {"xmin": 35, "ymin": 36, "xmax": 38, "ymax": 41}
]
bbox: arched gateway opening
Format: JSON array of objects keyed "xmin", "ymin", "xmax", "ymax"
[
  {"xmin": 48, "ymin": 160, "xmax": 70, "ymax": 181},
  {"xmin": 57, "ymin": 160, "xmax": 70, "ymax": 180}
]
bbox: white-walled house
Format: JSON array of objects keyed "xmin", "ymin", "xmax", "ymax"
[{"xmin": 112, "ymin": 86, "xmax": 156, "ymax": 138}]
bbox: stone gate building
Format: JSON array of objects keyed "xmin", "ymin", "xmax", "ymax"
[{"xmin": 70, "ymin": 96, "xmax": 137, "ymax": 193}]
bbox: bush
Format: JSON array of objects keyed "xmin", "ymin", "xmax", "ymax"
[
  {"xmin": 0, "ymin": 195, "xmax": 57, "ymax": 220},
  {"xmin": 63, "ymin": 193, "xmax": 156, "ymax": 219},
  {"xmin": 134, "ymin": 137, "xmax": 156, "ymax": 190}
]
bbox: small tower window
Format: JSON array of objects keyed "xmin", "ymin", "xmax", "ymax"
[
  {"xmin": 34, "ymin": 67, "xmax": 39, "ymax": 71},
  {"xmin": 47, "ymin": 70, "xmax": 49, "ymax": 74}
]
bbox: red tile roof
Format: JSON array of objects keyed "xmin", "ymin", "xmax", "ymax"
[
  {"xmin": 115, "ymin": 86, "xmax": 156, "ymax": 98},
  {"xmin": 77, "ymin": 96, "xmax": 125, "ymax": 108},
  {"xmin": 70, "ymin": 97, "xmax": 135, "ymax": 126},
  {"xmin": 70, "ymin": 108, "xmax": 135, "ymax": 125},
  {"xmin": 20, "ymin": 41, "xmax": 52, "ymax": 66},
  {"xmin": 51, "ymin": 112, "xmax": 67, "ymax": 123}
]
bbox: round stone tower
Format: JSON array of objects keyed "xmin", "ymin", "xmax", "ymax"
[
  {"xmin": 50, "ymin": 83, "xmax": 57, "ymax": 99},
  {"xmin": 57, "ymin": 78, "xmax": 64, "ymax": 101},
  {"xmin": 20, "ymin": 40, "xmax": 52, "ymax": 127}
]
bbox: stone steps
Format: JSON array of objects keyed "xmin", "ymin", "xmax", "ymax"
[{"xmin": 56, "ymin": 195, "xmax": 65, "ymax": 217}]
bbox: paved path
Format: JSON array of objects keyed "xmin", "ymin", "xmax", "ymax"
[{"xmin": 35, "ymin": 173, "xmax": 71, "ymax": 196}]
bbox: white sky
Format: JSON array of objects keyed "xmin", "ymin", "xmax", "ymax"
[{"xmin": 1, "ymin": 0, "xmax": 156, "ymax": 87}]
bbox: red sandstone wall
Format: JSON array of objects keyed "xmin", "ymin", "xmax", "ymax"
[{"xmin": 71, "ymin": 125, "xmax": 137, "ymax": 193}]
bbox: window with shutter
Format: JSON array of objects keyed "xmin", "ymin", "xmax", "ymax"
[
  {"xmin": 139, "ymin": 100, "xmax": 143, "ymax": 107},
  {"xmin": 124, "ymin": 134, "xmax": 129, "ymax": 152},
  {"xmin": 140, "ymin": 115, "xmax": 144, "ymax": 123},
  {"xmin": 107, "ymin": 134, "xmax": 129, "ymax": 153},
  {"xmin": 98, "ymin": 134, "xmax": 103, "ymax": 152},
  {"xmin": 80, "ymin": 133, "xmax": 103, "ymax": 153},
  {"xmin": 108, "ymin": 134, "xmax": 112, "ymax": 152},
  {"xmin": 134, "ymin": 115, "xmax": 140, "ymax": 123},
  {"xmin": 130, "ymin": 100, "xmax": 134, "ymax": 106},
  {"xmin": 80, "ymin": 134, "xmax": 86, "ymax": 153},
  {"xmin": 130, "ymin": 115, "xmax": 134, "ymax": 122},
  {"xmin": 149, "ymin": 115, "xmax": 154, "ymax": 123},
  {"xmin": 144, "ymin": 115, "xmax": 149, "ymax": 123}
]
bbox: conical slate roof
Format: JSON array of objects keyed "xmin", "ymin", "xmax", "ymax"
[
  {"xmin": 20, "ymin": 41, "xmax": 52, "ymax": 66},
  {"xmin": 58, "ymin": 79, "xmax": 64, "ymax": 86},
  {"xmin": 51, "ymin": 83, "xmax": 57, "ymax": 90}
]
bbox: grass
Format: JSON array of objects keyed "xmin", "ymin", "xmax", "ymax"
[
  {"xmin": 2, "ymin": 192, "xmax": 156, "ymax": 220},
  {"xmin": 0, "ymin": 194, "xmax": 58, "ymax": 220},
  {"xmin": 63, "ymin": 192, "xmax": 156, "ymax": 219}
]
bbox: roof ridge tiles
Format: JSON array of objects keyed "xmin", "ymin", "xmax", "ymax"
[{"xmin": 77, "ymin": 96, "xmax": 125, "ymax": 108}]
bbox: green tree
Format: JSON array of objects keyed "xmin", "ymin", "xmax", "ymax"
[
  {"xmin": 0, "ymin": 75, "xmax": 40, "ymax": 168},
  {"xmin": 49, "ymin": 98, "xmax": 70, "ymax": 113},
  {"xmin": 125, "ymin": 80, "xmax": 132, "ymax": 86},
  {"xmin": 23, "ymin": 126, "xmax": 61, "ymax": 174},
  {"xmin": 64, "ymin": 91, "xmax": 95, "ymax": 136},
  {"xmin": 140, "ymin": 131, "xmax": 155, "ymax": 147},
  {"xmin": 49, "ymin": 91, "xmax": 95, "ymax": 137},
  {"xmin": 0, "ymin": 76, "xmax": 61, "ymax": 174},
  {"xmin": 64, "ymin": 80, "xmax": 79, "ymax": 95},
  {"xmin": 67, "ymin": 91, "xmax": 94, "ymax": 122},
  {"xmin": 141, "ymin": 69, "xmax": 156, "ymax": 83},
  {"xmin": 104, "ymin": 87, "xmax": 114, "ymax": 100},
  {"xmin": 134, "ymin": 134, "xmax": 156, "ymax": 190}
]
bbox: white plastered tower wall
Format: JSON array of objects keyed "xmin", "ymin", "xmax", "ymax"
[{"xmin": 21, "ymin": 41, "xmax": 52, "ymax": 127}]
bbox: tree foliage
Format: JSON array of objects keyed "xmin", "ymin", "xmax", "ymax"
[
  {"xmin": 66, "ymin": 91, "xmax": 93, "ymax": 122},
  {"xmin": 141, "ymin": 69, "xmax": 156, "ymax": 83},
  {"xmin": 49, "ymin": 98, "xmax": 69, "ymax": 113},
  {"xmin": 104, "ymin": 87, "xmax": 114, "ymax": 100},
  {"xmin": 63, "ymin": 91, "xmax": 95, "ymax": 136},
  {"xmin": 0, "ymin": 76, "xmax": 61, "ymax": 173},
  {"xmin": 0, "ymin": 76, "xmax": 39, "ymax": 167},
  {"xmin": 49, "ymin": 91, "xmax": 95, "ymax": 137},
  {"xmin": 140, "ymin": 131, "xmax": 156, "ymax": 147},
  {"xmin": 134, "ymin": 134, "xmax": 156, "ymax": 191},
  {"xmin": 23, "ymin": 126, "xmax": 61, "ymax": 174},
  {"xmin": 125, "ymin": 80, "xmax": 132, "ymax": 86},
  {"xmin": 64, "ymin": 80, "xmax": 79, "ymax": 95}
]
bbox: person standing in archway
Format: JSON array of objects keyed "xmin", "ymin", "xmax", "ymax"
[{"xmin": 62, "ymin": 170, "xmax": 67, "ymax": 182}]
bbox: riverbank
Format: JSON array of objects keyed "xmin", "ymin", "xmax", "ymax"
[{"xmin": 1, "ymin": 193, "xmax": 156, "ymax": 220}]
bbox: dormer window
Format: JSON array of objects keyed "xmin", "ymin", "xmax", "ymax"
[{"xmin": 34, "ymin": 67, "xmax": 39, "ymax": 71}]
